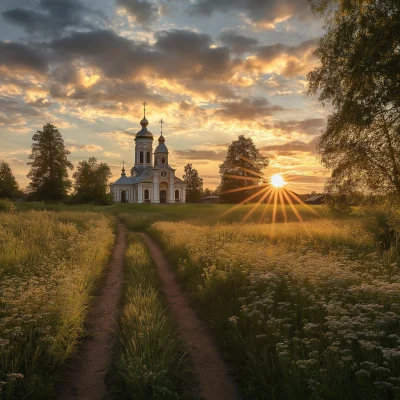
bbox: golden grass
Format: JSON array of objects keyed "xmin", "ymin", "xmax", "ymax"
[
  {"xmin": 0, "ymin": 211, "xmax": 114, "ymax": 399},
  {"xmin": 152, "ymin": 218, "xmax": 400, "ymax": 400}
]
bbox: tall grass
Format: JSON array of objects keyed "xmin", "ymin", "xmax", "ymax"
[
  {"xmin": 0, "ymin": 211, "xmax": 115, "ymax": 399},
  {"xmin": 151, "ymin": 218, "xmax": 400, "ymax": 400},
  {"xmin": 111, "ymin": 234, "xmax": 197, "ymax": 400}
]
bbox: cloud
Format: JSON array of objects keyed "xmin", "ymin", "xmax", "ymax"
[
  {"xmin": 285, "ymin": 173, "xmax": 327, "ymax": 184},
  {"xmin": 50, "ymin": 29, "xmax": 233, "ymax": 82},
  {"xmin": 244, "ymin": 39, "xmax": 317, "ymax": 77},
  {"xmin": 188, "ymin": 0, "xmax": 312, "ymax": 28},
  {"xmin": 117, "ymin": 0, "xmax": 158, "ymax": 25},
  {"xmin": 260, "ymin": 118, "xmax": 326, "ymax": 136},
  {"xmin": 218, "ymin": 29, "xmax": 258, "ymax": 55},
  {"xmin": 68, "ymin": 143, "xmax": 104, "ymax": 152},
  {"xmin": 2, "ymin": 0, "xmax": 107, "ymax": 35},
  {"xmin": 104, "ymin": 151, "xmax": 121, "ymax": 158},
  {"xmin": 0, "ymin": 41, "xmax": 48, "ymax": 74},
  {"xmin": 215, "ymin": 97, "xmax": 284, "ymax": 121},
  {"xmin": 174, "ymin": 149, "xmax": 226, "ymax": 161},
  {"xmin": 261, "ymin": 136, "xmax": 319, "ymax": 156}
]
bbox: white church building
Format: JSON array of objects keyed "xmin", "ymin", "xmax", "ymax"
[{"xmin": 110, "ymin": 104, "xmax": 186, "ymax": 203}]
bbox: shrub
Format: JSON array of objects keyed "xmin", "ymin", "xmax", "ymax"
[{"xmin": 0, "ymin": 199, "xmax": 15, "ymax": 213}]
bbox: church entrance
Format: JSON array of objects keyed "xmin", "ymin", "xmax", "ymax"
[
  {"xmin": 121, "ymin": 190, "xmax": 127, "ymax": 203},
  {"xmin": 160, "ymin": 190, "xmax": 167, "ymax": 203}
]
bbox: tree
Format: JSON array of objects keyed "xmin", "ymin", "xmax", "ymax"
[
  {"xmin": 73, "ymin": 157, "xmax": 112, "ymax": 204},
  {"xmin": 0, "ymin": 161, "xmax": 20, "ymax": 199},
  {"xmin": 308, "ymin": 0, "xmax": 400, "ymax": 199},
  {"xmin": 27, "ymin": 123, "xmax": 73, "ymax": 201},
  {"xmin": 203, "ymin": 188, "xmax": 213, "ymax": 197},
  {"xmin": 183, "ymin": 163, "xmax": 203, "ymax": 203},
  {"xmin": 219, "ymin": 135, "xmax": 269, "ymax": 203}
]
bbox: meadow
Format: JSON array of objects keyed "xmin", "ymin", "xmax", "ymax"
[
  {"xmin": 1, "ymin": 200, "xmax": 400, "ymax": 399},
  {"xmin": 0, "ymin": 208, "xmax": 115, "ymax": 399},
  {"xmin": 111, "ymin": 234, "xmax": 196, "ymax": 399},
  {"xmin": 148, "ymin": 206, "xmax": 400, "ymax": 399}
]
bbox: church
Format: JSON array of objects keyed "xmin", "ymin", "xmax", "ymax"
[{"xmin": 110, "ymin": 104, "xmax": 187, "ymax": 203}]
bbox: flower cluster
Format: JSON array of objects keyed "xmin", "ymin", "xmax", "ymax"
[
  {"xmin": 0, "ymin": 211, "xmax": 114, "ymax": 398},
  {"xmin": 153, "ymin": 218, "xmax": 400, "ymax": 399}
]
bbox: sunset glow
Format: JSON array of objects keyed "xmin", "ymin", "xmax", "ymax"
[{"xmin": 270, "ymin": 174, "xmax": 286, "ymax": 188}]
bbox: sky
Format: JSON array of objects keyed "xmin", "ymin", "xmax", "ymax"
[{"xmin": 0, "ymin": 0, "xmax": 331, "ymax": 193}]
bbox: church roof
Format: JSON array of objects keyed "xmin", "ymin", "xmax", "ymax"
[
  {"xmin": 155, "ymin": 142, "xmax": 168, "ymax": 153},
  {"xmin": 135, "ymin": 167, "xmax": 154, "ymax": 183},
  {"xmin": 136, "ymin": 117, "xmax": 154, "ymax": 139},
  {"xmin": 113, "ymin": 175, "xmax": 135, "ymax": 185}
]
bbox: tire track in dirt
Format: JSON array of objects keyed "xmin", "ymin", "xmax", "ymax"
[
  {"xmin": 140, "ymin": 232, "xmax": 242, "ymax": 400},
  {"xmin": 59, "ymin": 223, "xmax": 127, "ymax": 400}
]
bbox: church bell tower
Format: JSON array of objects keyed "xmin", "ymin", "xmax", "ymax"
[{"xmin": 133, "ymin": 101, "xmax": 154, "ymax": 174}]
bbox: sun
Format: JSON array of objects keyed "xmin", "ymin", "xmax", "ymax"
[{"xmin": 270, "ymin": 174, "xmax": 286, "ymax": 188}]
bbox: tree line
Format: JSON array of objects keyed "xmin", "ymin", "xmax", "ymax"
[
  {"xmin": 1, "ymin": 123, "xmax": 268, "ymax": 204},
  {"xmin": 1, "ymin": 124, "xmax": 113, "ymax": 204}
]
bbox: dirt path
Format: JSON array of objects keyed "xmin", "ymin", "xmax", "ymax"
[
  {"xmin": 59, "ymin": 223, "xmax": 127, "ymax": 400},
  {"xmin": 140, "ymin": 233, "xmax": 242, "ymax": 400}
]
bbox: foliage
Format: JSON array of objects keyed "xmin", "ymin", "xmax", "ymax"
[
  {"xmin": 72, "ymin": 157, "xmax": 113, "ymax": 205},
  {"xmin": 308, "ymin": 0, "xmax": 400, "ymax": 198},
  {"xmin": 355, "ymin": 204, "xmax": 400, "ymax": 253},
  {"xmin": 183, "ymin": 163, "xmax": 203, "ymax": 203},
  {"xmin": 0, "ymin": 162, "xmax": 20, "ymax": 199},
  {"xmin": 152, "ymin": 216, "xmax": 400, "ymax": 400},
  {"xmin": 111, "ymin": 234, "xmax": 196, "ymax": 399},
  {"xmin": 0, "ymin": 199, "xmax": 15, "ymax": 213},
  {"xmin": 0, "ymin": 211, "xmax": 114, "ymax": 399},
  {"xmin": 219, "ymin": 135, "xmax": 269, "ymax": 203},
  {"xmin": 27, "ymin": 123, "xmax": 73, "ymax": 202}
]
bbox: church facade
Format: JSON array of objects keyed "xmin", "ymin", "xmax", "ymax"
[{"xmin": 110, "ymin": 106, "xmax": 186, "ymax": 203}]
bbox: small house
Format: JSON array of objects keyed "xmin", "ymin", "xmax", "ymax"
[
  {"xmin": 201, "ymin": 195, "xmax": 220, "ymax": 204},
  {"xmin": 305, "ymin": 195, "xmax": 325, "ymax": 205}
]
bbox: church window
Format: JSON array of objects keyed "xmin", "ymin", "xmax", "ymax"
[
  {"xmin": 161, "ymin": 171, "xmax": 167, "ymax": 178},
  {"xmin": 146, "ymin": 151, "xmax": 151, "ymax": 163},
  {"xmin": 162, "ymin": 157, "xmax": 166, "ymax": 164},
  {"xmin": 175, "ymin": 190, "xmax": 180, "ymax": 201},
  {"xmin": 140, "ymin": 151, "xmax": 144, "ymax": 164},
  {"xmin": 155, "ymin": 158, "xmax": 158, "ymax": 166},
  {"xmin": 144, "ymin": 189, "xmax": 150, "ymax": 201}
]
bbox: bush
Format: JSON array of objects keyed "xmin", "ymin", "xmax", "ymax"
[
  {"xmin": 356, "ymin": 204, "xmax": 400, "ymax": 252},
  {"xmin": 0, "ymin": 199, "xmax": 15, "ymax": 213}
]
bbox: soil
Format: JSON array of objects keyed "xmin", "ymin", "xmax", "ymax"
[
  {"xmin": 140, "ymin": 233, "xmax": 242, "ymax": 400},
  {"xmin": 59, "ymin": 223, "xmax": 127, "ymax": 400}
]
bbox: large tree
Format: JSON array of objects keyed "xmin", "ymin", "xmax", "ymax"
[
  {"xmin": 219, "ymin": 135, "xmax": 269, "ymax": 203},
  {"xmin": 0, "ymin": 161, "xmax": 20, "ymax": 199},
  {"xmin": 183, "ymin": 163, "xmax": 203, "ymax": 203},
  {"xmin": 27, "ymin": 123, "xmax": 73, "ymax": 201},
  {"xmin": 73, "ymin": 157, "xmax": 112, "ymax": 204},
  {"xmin": 308, "ymin": 0, "xmax": 400, "ymax": 199}
]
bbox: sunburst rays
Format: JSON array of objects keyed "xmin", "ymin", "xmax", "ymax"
[{"xmin": 220, "ymin": 171, "xmax": 319, "ymax": 225}]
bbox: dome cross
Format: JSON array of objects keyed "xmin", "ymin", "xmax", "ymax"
[
  {"xmin": 143, "ymin": 101, "xmax": 147, "ymax": 118},
  {"xmin": 159, "ymin": 119, "xmax": 164, "ymax": 134}
]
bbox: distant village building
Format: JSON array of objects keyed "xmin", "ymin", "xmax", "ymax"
[
  {"xmin": 201, "ymin": 195, "xmax": 220, "ymax": 204},
  {"xmin": 305, "ymin": 194, "xmax": 325, "ymax": 205},
  {"xmin": 110, "ymin": 103, "xmax": 186, "ymax": 203}
]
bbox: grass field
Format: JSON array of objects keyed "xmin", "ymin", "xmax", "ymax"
[
  {"xmin": 2, "ymin": 201, "xmax": 400, "ymax": 399},
  {"xmin": 0, "ymin": 210, "xmax": 115, "ymax": 399},
  {"xmin": 111, "ymin": 234, "xmax": 196, "ymax": 399},
  {"xmin": 150, "ymin": 209, "xmax": 400, "ymax": 400}
]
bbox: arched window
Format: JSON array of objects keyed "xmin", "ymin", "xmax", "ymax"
[
  {"xmin": 161, "ymin": 157, "xmax": 166, "ymax": 164},
  {"xmin": 144, "ymin": 189, "xmax": 150, "ymax": 201},
  {"xmin": 140, "ymin": 151, "xmax": 144, "ymax": 164},
  {"xmin": 146, "ymin": 151, "xmax": 151, "ymax": 163},
  {"xmin": 175, "ymin": 190, "xmax": 180, "ymax": 201}
]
